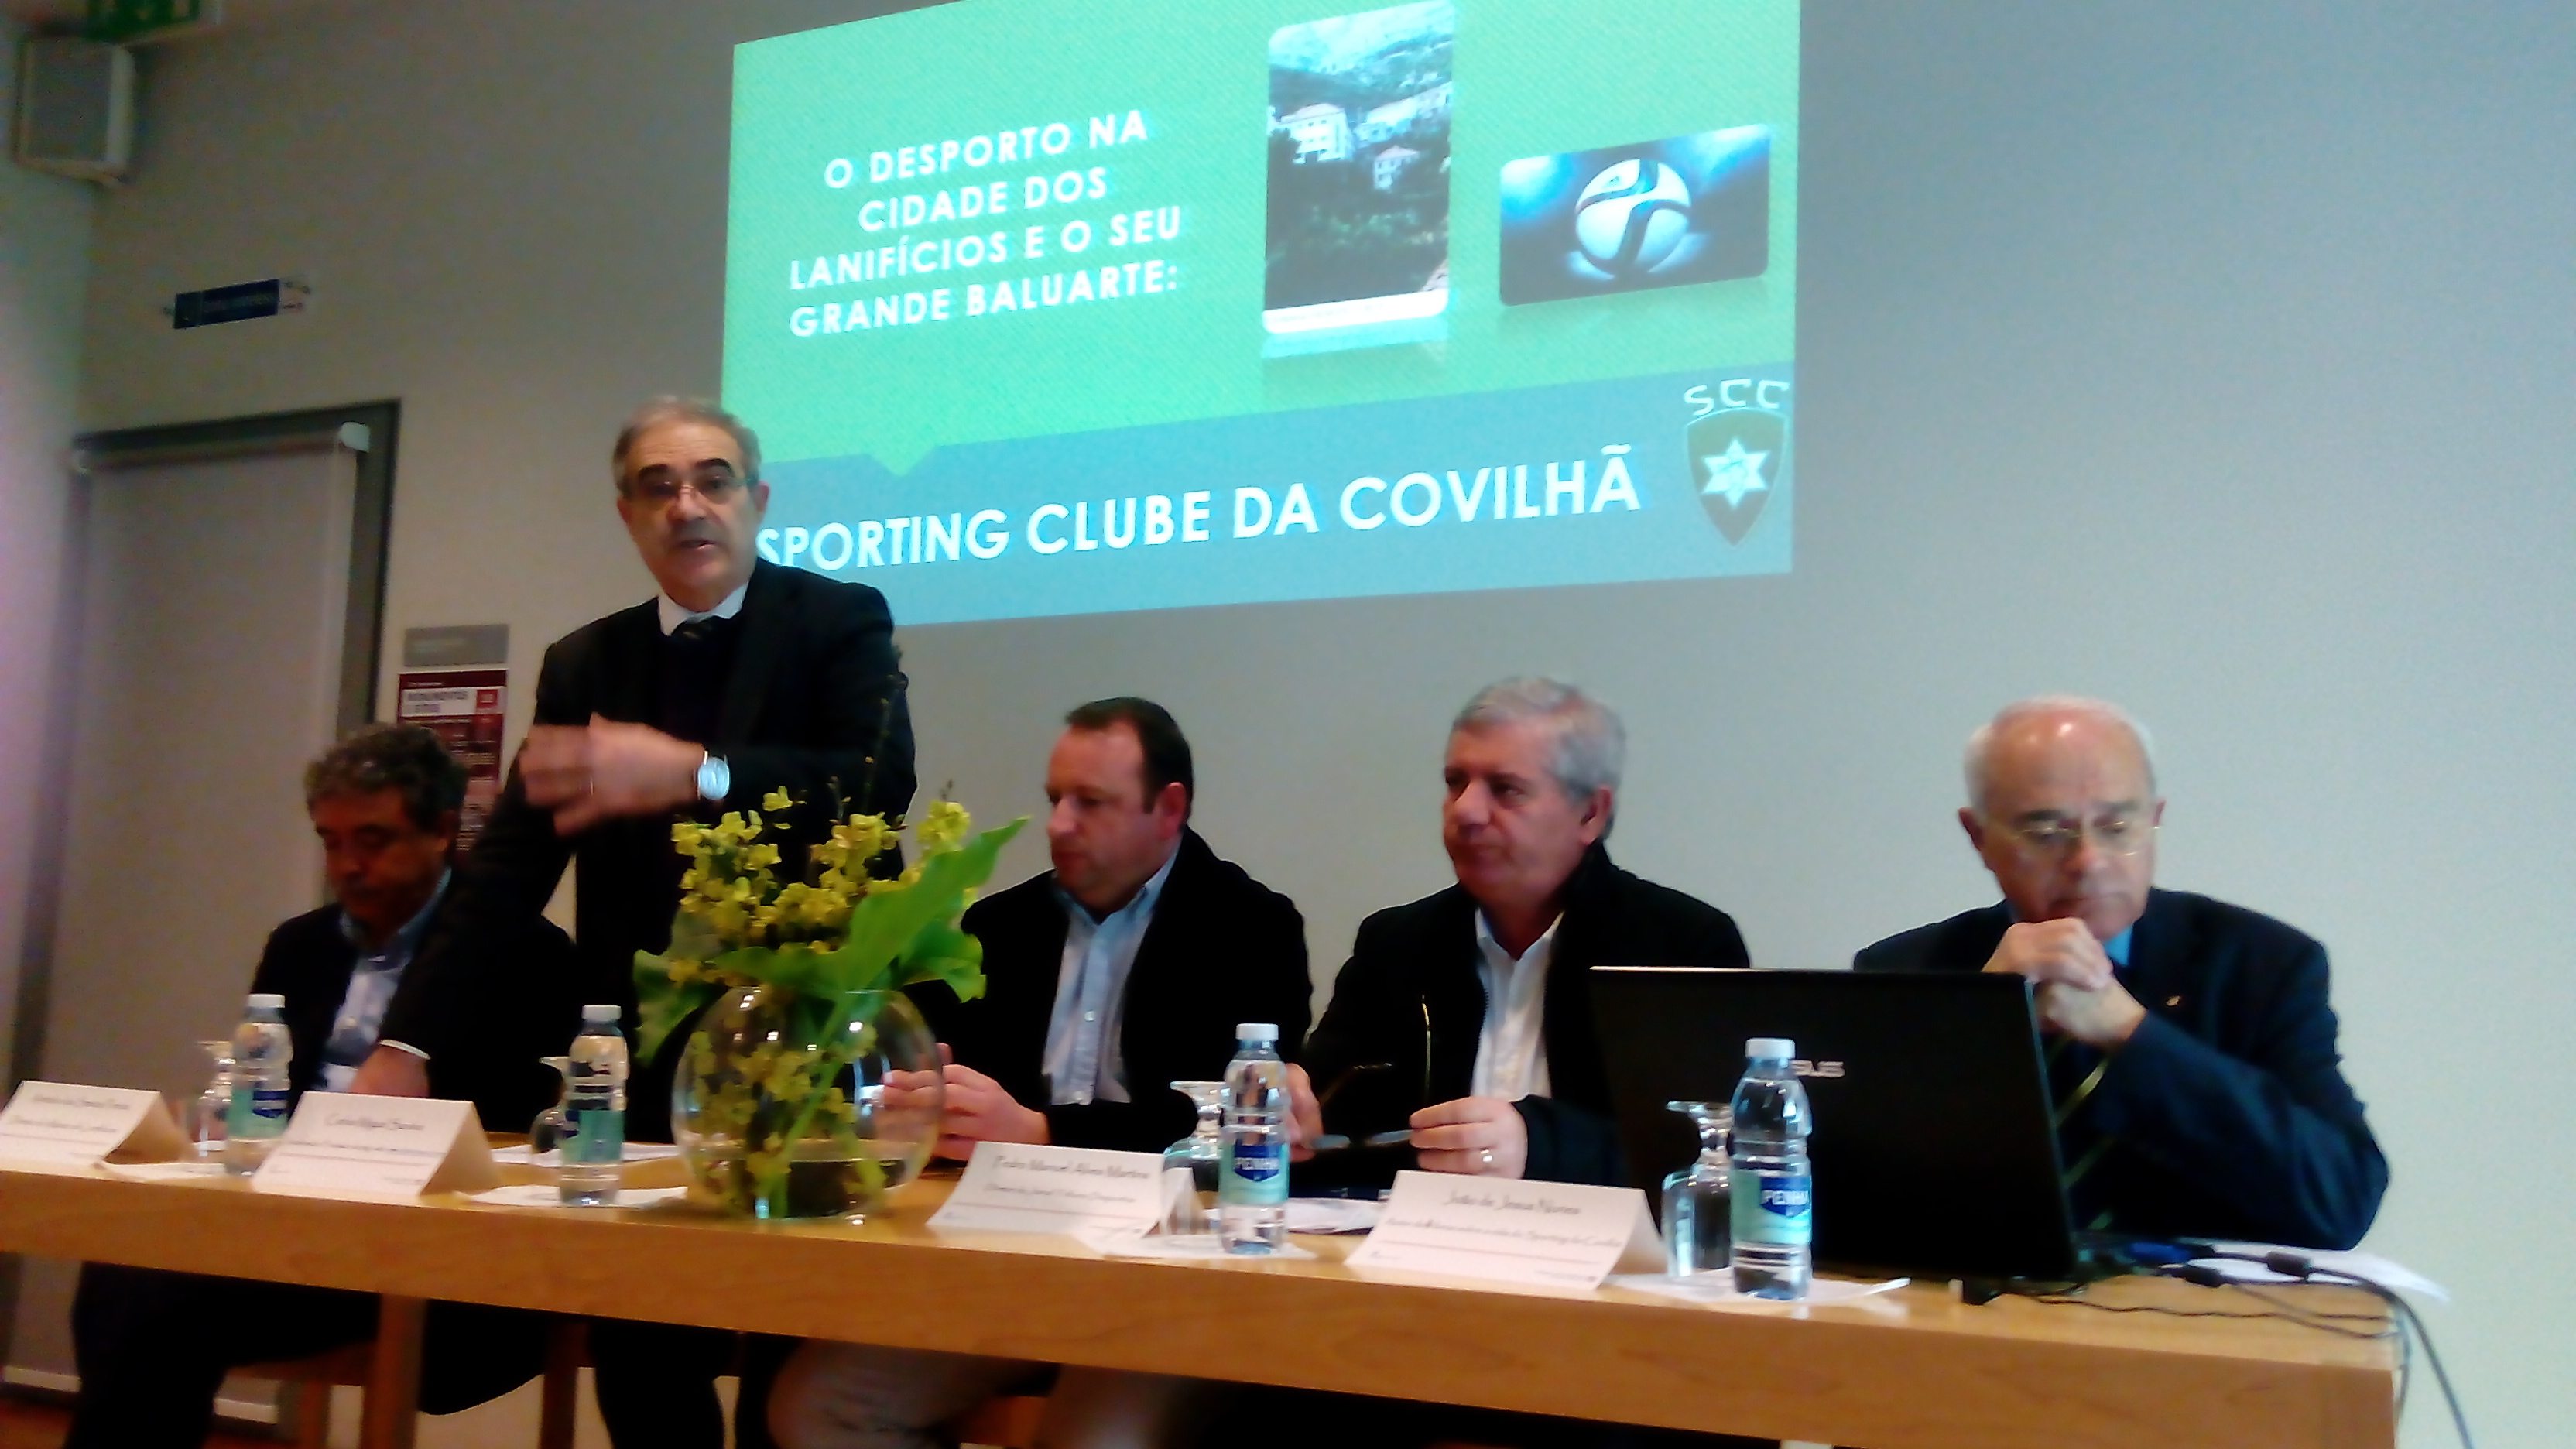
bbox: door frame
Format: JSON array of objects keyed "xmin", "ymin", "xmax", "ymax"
[
  {"xmin": 7, "ymin": 399, "xmax": 399, "ymax": 1089},
  {"xmin": 67, "ymin": 400, "xmax": 401, "ymax": 738}
]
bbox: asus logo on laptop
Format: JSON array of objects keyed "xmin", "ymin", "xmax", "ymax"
[{"xmin": 1792, "ymin": 1060, "xmax": 1846, "ymax": 1080}]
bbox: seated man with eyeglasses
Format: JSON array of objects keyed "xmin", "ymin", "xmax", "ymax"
[{"xmin": 1855, "ymin": 696, "xmax": 2387, "ymax": 1249}]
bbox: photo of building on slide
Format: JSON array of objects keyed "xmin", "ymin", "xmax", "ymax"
[{"xmin": 1263, "ymin": 2, "xmax": 1454, "ymax": 350}]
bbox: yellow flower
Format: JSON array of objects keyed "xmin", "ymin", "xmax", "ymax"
[
  {"xmin": 917, "ymin": 800, "xmax": 974, "ymax": 854},
  {"xmin": 825, "ymin": 813, "xmax": 896, "ymax": 866},
  {"xmin": 762, "ymin": 787, "xmax": 794, "ymax": 813}
]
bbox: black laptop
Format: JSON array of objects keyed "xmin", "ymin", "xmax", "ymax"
[{"xmin": 1588, "ymin": 966, "xmax": 2079, "ymax": 1282}]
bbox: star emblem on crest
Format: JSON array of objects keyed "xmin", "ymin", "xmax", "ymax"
[{"xmin": 1701, "ymin": 437, "xmax": 1771, "ymax": 509}]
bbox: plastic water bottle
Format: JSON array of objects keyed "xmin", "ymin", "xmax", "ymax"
[
  {"xmin": 1218, "ymin": 1023, "xmax": 1289, "ymax": 1254},
  {"xmin": 223, "ymin": 993, "xmax": 293, "ymax": 1175},
  {"xmin": 560, "ymin": 1004, "xmax": 628, "ymax": 1207},
  {"xmin": 1728, "ymin": 1036, "xmax": 1814, "ymax": 1300}
]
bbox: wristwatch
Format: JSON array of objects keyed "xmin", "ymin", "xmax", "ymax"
[{"xmin": 696, "ymin": 751, "xmax": 731, "ymax": 805}]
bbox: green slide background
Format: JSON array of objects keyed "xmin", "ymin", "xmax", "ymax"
[{"xmin": 726, "ymin": 0, "xmax": 1798, "ymax": 471}]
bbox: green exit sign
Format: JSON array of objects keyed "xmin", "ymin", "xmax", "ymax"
[{"xmin": 84, "ymin": 0, "xmax": 208, "ymax": 43}]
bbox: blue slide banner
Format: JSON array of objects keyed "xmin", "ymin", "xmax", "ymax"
[{"xmin": 755, "ymin": 366, "xmax": 1793, "ymax": 625}]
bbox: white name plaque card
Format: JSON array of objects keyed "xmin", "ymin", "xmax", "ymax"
[
  {"xmin": 0, "ymin": 1081, "xmax": 187, "ymax": 1167},
  {"xmin": 1346, "ymin": 1170, "xmax": 1665, "ymax": 1289},
  {"xmin": 254, "ymin": 1093, "xmax": 500, "ymax": 1198},
  {"xmin": 928, "ymin": 1142, "xmax": 1170, "ymax": 1240}
]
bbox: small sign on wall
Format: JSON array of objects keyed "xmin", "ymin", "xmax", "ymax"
[
  {"xmin": 168, "ymin": 274, "xmax": 310, "ymax": 329},
  {"xmin": 399, "ymin": 625, "xmax": 509, "ymax": 848}
]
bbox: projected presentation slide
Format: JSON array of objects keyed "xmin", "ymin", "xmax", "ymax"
[{"xmin": 724, "ymin": 0, "xmax": 1798, "ymax": 624}]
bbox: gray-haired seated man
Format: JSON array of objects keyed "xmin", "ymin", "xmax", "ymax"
[
  {"xmin": 67, "ymin": 725, "xmax": 580, "ymax": 1449},
  {"xmin": 1292, "ymin": 677, "xmax": 1752, "ymax": 1188}
]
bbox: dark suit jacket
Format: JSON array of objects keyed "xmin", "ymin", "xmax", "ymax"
[
  {"xmin": 381, "ymin": 560, "xmax": 915, "ymax": 1139},
  {"xmin": 1303, "ymin": 845, "xmax": 1750, "ymax": 1186},
  {"xmin": 250, "ymin": 898, "xmax": 579, "ymax": 1132},
  {"xmin": 909, "ymin": 830, "xmax": 1312, "ymax": 1155},
  {"xmin": 1855, "ymin": 889, "xmax": 2387, "ymax": 1249}
]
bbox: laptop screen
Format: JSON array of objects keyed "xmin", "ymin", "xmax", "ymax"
[{"xmin": 1588, "ymin": 966, "xmax": 2078, "ymax": 1281}]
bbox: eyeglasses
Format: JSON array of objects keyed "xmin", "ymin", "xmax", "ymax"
[
  {"xmin": 1999, "ymin": 812, "xmax": 2155, "ymax": 859},
  {"xmin": 623, "ymin": 467, "xmax": 745, "ymax": 507}
]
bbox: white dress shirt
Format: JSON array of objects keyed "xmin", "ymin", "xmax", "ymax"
[
  {"xmin": 1040, "ymin": 844, "xmax": 1180, "ymax": 1106},
  {"xmin": 320, "ymin": 872, "xmax": 450, "ymax": 1090},
  {"xmin": 1470, "ymin": 911, "xmax": 1560, "ymax": 1101}
]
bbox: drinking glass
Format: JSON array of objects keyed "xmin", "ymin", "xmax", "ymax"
[
  {"xmin": 527, "ymin": 1056, "xmax": 575, "ymax": 1163},
  {"xmin": 188, "ymin": 1040, "xmax": 233, "ymax": 1160},
  {"xmin": 1662, "ymin": 1100, "xmax": 1733, "ymax": 1277},
  {"xmin": 1162, "ymin": 1081, "xmax": 1226, "ymax": 1233}
]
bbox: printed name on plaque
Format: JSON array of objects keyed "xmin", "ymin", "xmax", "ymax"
[
  {"xmin": 927, "ymin": 1141, "xmax": 1173, "ymax": 1239},
  {"xmin": 253, "ymin": 1093, "xmax": 499, "ymax": 1198},
  {"xmin": 1345, "ymin": 1170, "xmax": 1665, "ymax": 1288},
  {"xmin": 0, "ymin": 1082, "xmax": 188, "ymax": 1167}
]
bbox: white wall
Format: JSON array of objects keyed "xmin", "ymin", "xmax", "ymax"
[
  {"xmin": 57, "ymin": 2, "xmax": 2576, "ymax": 1444},
  {"xmin": 0, "ymin": 15, "xmax": 96, "ymax": 1074}
]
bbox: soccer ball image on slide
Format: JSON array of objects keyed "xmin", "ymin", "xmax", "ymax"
[
  {"xmin": 1497, "ymin": 126, "xmax": 1769, "ymax": 304},
  {"xmin": 1573, "ymin": 158, "xmax": 1694, "ymax": 276}
]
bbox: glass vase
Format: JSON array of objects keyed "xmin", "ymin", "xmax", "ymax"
[
  {"xmin": 672, "ymin": 984, "xmax": 941, "ymax": 1221},
  {"xmin": 1662, "ymin": 1099, "xmax": 1733, "ymax": 1277}
]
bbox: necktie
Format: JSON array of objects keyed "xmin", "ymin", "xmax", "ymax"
[{"xmin": 2048, "ymin": 1035, "xmax": 2115, "ymax": 1229}]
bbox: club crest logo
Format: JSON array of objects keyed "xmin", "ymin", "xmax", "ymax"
[{"xmin": 1686, "ymin": 406, "xmax": 1785, "ymax": 543}]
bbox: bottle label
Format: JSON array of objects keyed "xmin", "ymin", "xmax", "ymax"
[
  {"xmin": 564, "ymin": 1107, "xmax": 625, "ymax": 1166},
  {"xmin": 1729, "ymin": 1168, "xmax": 1812, "ymax": 1246},
  {"xmin": 1222, "ymin": 1139, "xmax": 1287, "ymax": 1203},
  {"xmin": 226, "ymin": 1083, "xmax": 289, "ymax": 1139}
]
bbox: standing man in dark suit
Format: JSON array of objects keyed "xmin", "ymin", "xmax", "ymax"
[
  {"xmin": 1855, "ymin": 696, "xmax": 2386, "ymax": 1249},
  {"xmin": 348, "ymin": 397, "xmax": 916, "ymax": 1449},
  {"xmin": 69, "ymin": 726, "xmax": 569, "ymax": 1449},
  {"xmin": 766, "ymin": 697, "xmax": 1309, "ymax": 1449},
  {"xmin": 1295, "ymin": 678, "xmax": 1751, "ymax": 1189}
]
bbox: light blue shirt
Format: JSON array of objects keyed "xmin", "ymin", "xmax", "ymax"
[
  {"xmin": 1041, "ymin": 846, "xmax": 1180, "ymax": 1106},
  {"xmin": 320, "ymin": 872, "xmax": 450, "ymax": 1091}
]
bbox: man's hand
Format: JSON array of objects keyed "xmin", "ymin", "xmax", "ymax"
[
  {"xmin": 347, "ymin": 1044, "xmax": 430, "ymax": 1098},
  {"xmin": 1285, "ymin": 1064, "xmax": 1322, "ymax": 1162},
  {"xmin": 1984, "ymin": 919, "xmax": 2148, "ymax": 1048},
  {"xmin": 880, "ymin": 1064, "xmax": 944, "ymax": 1137},
  {"xmin": 932, "ymin": 1061, "xmax": 1051, "ymax": 1160},
  {"xmin": 521, "ymin": 714, "xmax": 704, "ymax": 835},
  {"xmin": 1408, "ymin": 1096, "xmax": 1528, "ymax": 1179}
]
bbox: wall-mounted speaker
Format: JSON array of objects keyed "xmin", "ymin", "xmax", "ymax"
[{"xmin": 13, "ymin": 38, "xmax": 135, "ymax": 183}]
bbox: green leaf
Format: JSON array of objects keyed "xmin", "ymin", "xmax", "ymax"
[
  {"xmin": 802, "ymin": 817, "xmax": 1023, "ymax": 1002},
  {"xmin": 899, "ymin": 918, "xmax": 987, "ymax": 1005},
  {"xmin": 632, "ymin": 952, "xmax": 724, "ymax": 1064},
  {"xmin": 738, "ymin": 942, "xmax": 840, "ymax": 999}
]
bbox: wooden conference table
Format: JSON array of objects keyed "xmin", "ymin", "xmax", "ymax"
[{"xmin": 0, "ymin": 1157, "xmax": 2395, "ymax": 1449}]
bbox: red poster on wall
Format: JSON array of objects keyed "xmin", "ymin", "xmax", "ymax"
[{"xmin": 396, "ymin": 667, "xmax": 509, "ymax": 848}]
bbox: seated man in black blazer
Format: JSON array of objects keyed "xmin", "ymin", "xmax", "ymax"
[
  {"xmin": 766, "ymin": 697, "xmax": 1310, "ymax": 1449},
  {"xmin": 1236, "ymin": 679, "xmax": 1756, "ymax": 1449},
  {"xmin": 67, "ymin": 725, "xmax": 576, "ymax": 1449},
  {"xmin": 1855, "ymin": 696, "xmax": 2386, "ymax": 1249},
  {"xmin": 1293, "ymin": 677, "xmax": 1750, "ymax": 1191}
]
